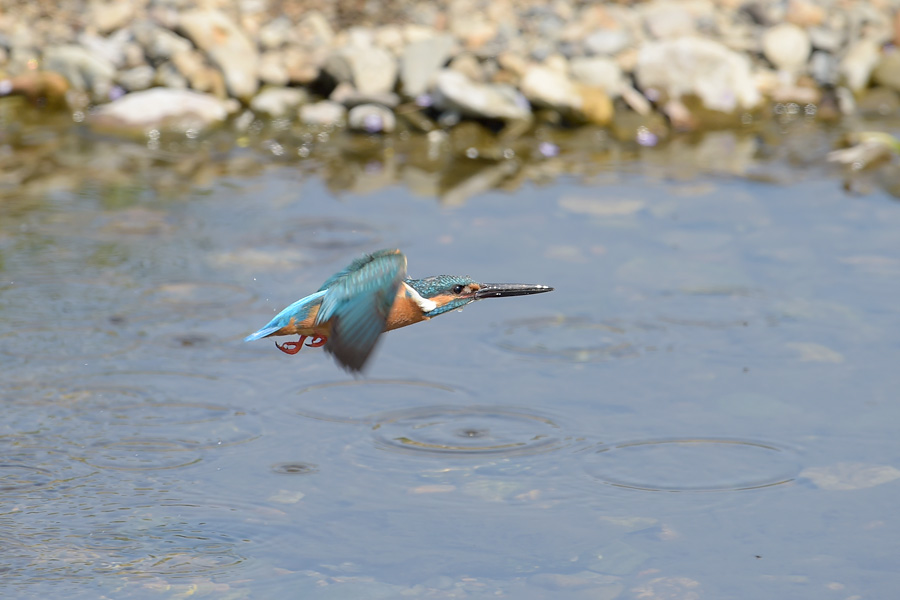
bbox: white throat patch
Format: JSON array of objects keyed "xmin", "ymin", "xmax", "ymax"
[{"xmin": 404, "ymin": 283, "xmax": 438, "ymax": 313}]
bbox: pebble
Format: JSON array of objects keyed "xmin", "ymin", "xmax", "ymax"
[
  {"xmin": 570, "ymin": 56, "xmax": 625, "ymax": 96},
  {"xmin": 348, "ymin": 103, "xmax": 397, "ymax": 133},
  {"xmin": 762, "ymin": 23, "xmax": 811, "ymax": 74},
  {"xmin": 251, "ymin": 87, "xmax": 309, "ymax": 118},
  {"xmin": 299, "ymin": 100, "xmax": 347, "ymax": 127},
  {"xmin": 116, "ymin": 65, "xmax": 155, "ymax": 92}
]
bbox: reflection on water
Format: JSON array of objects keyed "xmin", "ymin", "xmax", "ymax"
[{"xmin": 1, "ymin": 113, "xmax": 900, "ymax": 599}]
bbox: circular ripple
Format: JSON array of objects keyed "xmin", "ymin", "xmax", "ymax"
[
  {"xmin": 582, "ymin": 438, "xmax": 798, "ymax": 492},
  {"xmin": 369, "ymin": 405, "xmax": 568, "ymax": 457},
  {"xmin": 494, "ymin": 315, "xmax": 665, "ymax": 362},
  {"xmin": 0, "ymin": 327, "xmax": 139, "ymax": 360},
  {"xmin": 84, "ymin": 438, "xmax": 203, "ymax": 471},
  {"xmin": 294, "ymin": 379, "xmax": 467, "ymax": 424}
]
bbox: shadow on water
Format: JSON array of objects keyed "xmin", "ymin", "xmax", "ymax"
[{"xmin": 2, "ymin": 108, "xmax": 900, "ymax": 599}]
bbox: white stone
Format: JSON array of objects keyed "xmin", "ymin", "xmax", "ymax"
[
  {"xmin": 432, "ymin": 70, "xmax": 531, "ymax": 121},
  {"xmin": 762, "ymin": 23, "xmax": 811, "ymax": 74},
  {"xmin": 90, "ymin": 88, "xmax": 236, "ymax": 132},
  {"xmin": 520, "ymin": 65, "xmax": 581, "ymax": 112},
  {"xmin": 635, "ymin": 37, "xmax": 760, "ymax": 113}
]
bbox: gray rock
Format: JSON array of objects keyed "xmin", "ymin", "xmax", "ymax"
[
  {"xmin": 43, "ymin": 44, "xmax": 117, "ymax": 100},
  {"xmin": 132, "ymin": 21, "xmax": 192, "ymax": 62},
  {"xmin": 299, "ymin": 100, "xmax": 347, "ymax": 127},
  {"xmin": 570, "ymin": 56, "xmax": 625, "ymax": 95},
  {"xmin": 635, "ymin": 37, "xmax": 760, "ymax": 112},
  {"xmin": 583, "ymin": 29, "xmax": 631, "ymax": 56},
  {"xmin": 400, "ymin": 34, "xmax": 455, "ymax": 98},
  {"xmin": 179, "ymin": 9, "xmax": 259, "ymax": 100},
  {"xmin": 762, "ymin": 23, "xmax": 811, "ymax": 74},
  {"xmin": 78, "ymin": 31, "xmax": 130, "ymax": 68},
  {"xmin": 809, "ymin": 51, "xmax": 838, "ymax": 86},
  {"xmin": 155, "ymin": 62, "xmax": 188, "ymax": 89},
  {"xmin": 432, "ymin": 69, "xmax": 530, "ymax": 120},
  {"xmin": 348, "ymin": 103, "xmax": 397, "ymax": 133},
  {"xmin": 117, "ymin": 65, "xmax": 156, "ymax": 91},
  {"xmin": 251, "ymin": 86, "xmax": 309, "ymax": 117},
  {"xmin": 841, "ymin": 38, "xmax": 880, "ymax": 91},
  {"xmin": 324, "ymin": 44, "xmax": 397, "ymax": 96},
  {"xmin": 90, "ymin": 88, "xmax": 236, "ymax": 132}
]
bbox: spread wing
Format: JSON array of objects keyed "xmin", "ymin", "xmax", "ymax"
[{"xmin": 315, "ymin": 249, "xmax": 407, "ymax": 371}]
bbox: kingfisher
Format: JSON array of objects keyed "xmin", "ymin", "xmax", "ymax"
[{"xmin": 244, "ymin": 249, "xmax": 553, "ymax": 372}]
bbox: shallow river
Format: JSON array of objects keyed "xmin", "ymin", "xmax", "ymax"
[{"xmin": 1, "ymin": 112, "xmax": 899, "ymax": 599}]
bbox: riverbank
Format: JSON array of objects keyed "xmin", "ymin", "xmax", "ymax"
[{"xmin": 2, "ymin": 0, "xmax": 900, "ymax": 137}]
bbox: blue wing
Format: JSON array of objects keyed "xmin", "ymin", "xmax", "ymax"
[
  {"xmin": 243, "ymin": 289, "xmax": 328, "ymax": 341},
  {"xmin": 316, "ymin": 249, "xmax": 407, "ymax": 371}
]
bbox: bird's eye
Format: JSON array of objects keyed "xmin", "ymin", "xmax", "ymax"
[{"xmin": 452, "ymin": 285, "xmax": 464, "ymax": 294}]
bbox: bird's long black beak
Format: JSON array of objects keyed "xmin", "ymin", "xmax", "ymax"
[{"xmin": 475, "ymin": 283, "xmax": 554, "ymax": 299}]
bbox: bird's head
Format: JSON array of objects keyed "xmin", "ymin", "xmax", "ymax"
[{"xmin": 408, "ymin": 275, "xmax": 553, "ymax": 318}]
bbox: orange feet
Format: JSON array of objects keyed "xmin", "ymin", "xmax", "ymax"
[{"xmin": 275, "ymin": 335, "xmax": 327, "ymax": 355}]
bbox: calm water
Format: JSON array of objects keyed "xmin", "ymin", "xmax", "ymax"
[{"xmin": 2, "ymin": 119, "xmax": 900, "ymax": 599}]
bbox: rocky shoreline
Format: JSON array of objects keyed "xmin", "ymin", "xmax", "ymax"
[{"xmin": 2, "ymin": 0, "xmax": 900, "ymax": 139}]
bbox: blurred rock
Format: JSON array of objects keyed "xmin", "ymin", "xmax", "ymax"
[
  {"xmin": 324, "ymin": 43, "xmax": 397, "ymax": 96},
  {"xmin": 251, "ymin": 87, "xmax": 309, "ymax": 118},
  {"xmin": 570, "ymin": 56, "xmax": 624, "ymax": 95},
  {"xmin": 432, "ymin": 69, "xmax": 530, "ymax": 120},
  {"xmin": 43, "ymin": 44, "xmax": 116, "ymax": 101},
  {"xmin": 299, "ymin": 100, "xmax": 346, "ymax": 127},
  {"xmin": 841, "ymin": 38, "xmax": 880, "ymax": 91},
  {"xmin": 872, "ymin": 49, "xmax": 900, "ymax": 93},
  {"xmin": 90, "ymin": 88, "xmax": 236, "ymax": 133},
  {"xmin": 117, "ymin": 65, "xmax": 156, "ymax": 91},
  {"xmin": 401, "ymin": 34, "xmax": 455, "ymax": 97},
  {"xmin": 762, "ymin": 23, "xmax": 811, "ymax": 74},
  {"xmin": 636, "ymin": 37, "xmax": 760, "ymax": 112},
  {"xmin": 348, "ymin": 103, "xmax": 396, "ymax": 133},
  {"xmin": 179, "ymin": 9, "xmax": 259, "ymax": 100},
  {"xmin": 87, "ymin": 0, "xmax": 136, "ymax": 34}
]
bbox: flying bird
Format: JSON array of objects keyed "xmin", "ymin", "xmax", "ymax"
[{"xmin": 244, "ymin": 249, "xmax": 553, "ymax": 371}]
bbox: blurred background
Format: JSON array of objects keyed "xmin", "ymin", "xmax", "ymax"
[{"xmin": 2, "ymin": 0, "xmax": 900, "ymax": 598}]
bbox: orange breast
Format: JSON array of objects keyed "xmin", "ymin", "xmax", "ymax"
[{"xmin": 384, "ymin": 287, "xmax": 429, "ymax": 331}]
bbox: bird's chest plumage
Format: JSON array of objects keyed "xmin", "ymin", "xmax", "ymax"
[{"xmin": 384, "ymin": 289, "xmax": 429, "ymax": 331}]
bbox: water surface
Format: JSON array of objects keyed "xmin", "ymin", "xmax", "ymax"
[{"xmin": 2, "ymin": 117, "xmax": 900, "ymax": 599}]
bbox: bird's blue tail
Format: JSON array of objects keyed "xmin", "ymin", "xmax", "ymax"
[
  {"xmin": 243, "ymin": 290, "xmax": 328, "ymax": 343},
  {"xmin": 243, "ymin": 326, "xmax": 281, "ymax": 342}
]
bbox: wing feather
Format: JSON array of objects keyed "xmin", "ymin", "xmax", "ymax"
[{"xmin": 316, "ymin": 249, "xmax": 407, "ymax": 371}]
